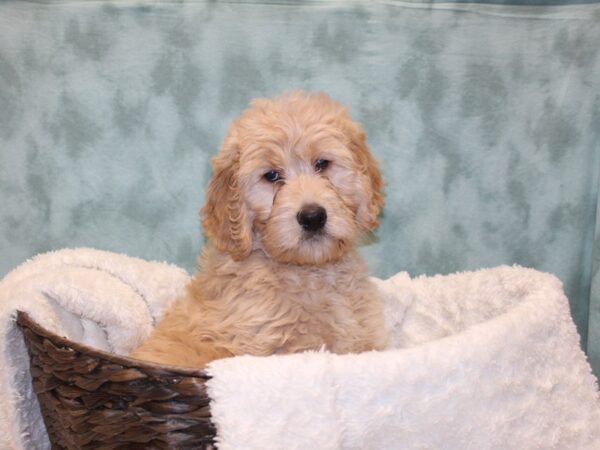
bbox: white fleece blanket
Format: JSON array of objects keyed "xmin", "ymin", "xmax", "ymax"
[
  {"xmin": 1, "ymin": 249, "xmax": 599, "ymax": 449},
  {"xmin": 206, "ymin": 267, "xmax": 600, "ymax": 449},
  {"xmin": 0, "ymin": 248, "xmax": 189, "ymax": 450}
]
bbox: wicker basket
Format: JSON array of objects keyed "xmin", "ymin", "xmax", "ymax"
[{"xmin": 16, "ymin": 311, "xmax": 216, "ymax": 450}]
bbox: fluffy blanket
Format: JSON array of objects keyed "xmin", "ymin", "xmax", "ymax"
[
  {"xmin": 1, "ymin": 249, "xmax": 599, "ymax": 449},
  {"xmin": 208, "ymin": 269, "xmax": 600, "ymax": 449},
  {"xmin": 0, "ymin": 248, "xmax": 189, "ymax": 450}
]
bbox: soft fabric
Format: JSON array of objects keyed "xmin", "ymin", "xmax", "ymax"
[
  {"xmin": 206, "ymin": 267, "xmax": 600, "ymax": 449},
  {"xmin": 0, "ymin": 248, "xmax": 189, "ymax": 450},
  {"xmin": 1, "ymin": 250, "xmax": 599, "ymax": 449}
]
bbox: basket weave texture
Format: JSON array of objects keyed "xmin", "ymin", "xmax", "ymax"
[{"xmin": 16, "ymin": 311, "xmax": 216, "ymax": 449}]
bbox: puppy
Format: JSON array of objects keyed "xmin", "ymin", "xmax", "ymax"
[{"xmin": 131, "ymin": 91, "xmax": 387, "ymax": 368}]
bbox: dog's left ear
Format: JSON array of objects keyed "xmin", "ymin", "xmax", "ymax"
[
  {"xmin": 345, "ymin": 121, "xmax": 384, "ymax": 231},
  {"xmin": 201, "ymin": 131, "xmax": 253, "ymax": 260}
]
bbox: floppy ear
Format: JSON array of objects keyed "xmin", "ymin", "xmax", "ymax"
[
  {"xmin": 201, "ymin": 133, "xmax": 253, "ymax": 260},
  {"xmin": 345, "ymin": 121, "xmax": 384, "ymax": 231}
]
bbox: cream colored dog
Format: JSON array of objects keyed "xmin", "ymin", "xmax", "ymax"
[{"xmin": 131, "ymin": 91, "xmax": 387, "ymax": 368}]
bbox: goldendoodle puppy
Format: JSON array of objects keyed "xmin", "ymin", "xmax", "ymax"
[{"xmin": 131, "ymin": 91, "xmax": 387, "ymax": 367}]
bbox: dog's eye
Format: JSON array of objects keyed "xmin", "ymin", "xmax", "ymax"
[
  {"xmin": 263, "ymin": 170, "xmax": 281, "ymax": 183},
  {"xmin": 315, "ymin": 159, "xmax": 330, "ymax": 172}
]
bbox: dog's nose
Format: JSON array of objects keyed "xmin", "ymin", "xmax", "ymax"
[{"xmin": 297, "ymin": 204, "xmax": 327, "ymax": 232}]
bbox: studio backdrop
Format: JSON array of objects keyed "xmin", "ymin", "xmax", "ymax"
[{"xmin": 0, "ymin": 0, "xmax": 599, "ymax": 377}]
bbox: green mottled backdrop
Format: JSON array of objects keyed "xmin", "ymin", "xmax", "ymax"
[{"xmin": 1, "ymin": 0, "xmax": 599, "ymax": 376}]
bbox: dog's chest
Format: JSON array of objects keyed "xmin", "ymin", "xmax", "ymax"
[
  {"xmin": 231, "ymin": 263, "xmax": 373, "ymax": 353},
  {"xmin": 197, "ymin": 249, "xmax": 380, "ymax": 354}
]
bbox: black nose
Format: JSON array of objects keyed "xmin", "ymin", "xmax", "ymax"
[{"xmin": 297, "ymin": 204, "xmax": 327, "ymax": 232}]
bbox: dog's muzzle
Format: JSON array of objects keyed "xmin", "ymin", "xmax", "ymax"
[{"xmin": 297, "ymin": 204, "xmax": 327, "ymax": 233}]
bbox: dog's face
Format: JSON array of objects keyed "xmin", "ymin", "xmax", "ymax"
[{"xmin": 202, "ymin": 91, "xmax": 383, "ymax": 265}]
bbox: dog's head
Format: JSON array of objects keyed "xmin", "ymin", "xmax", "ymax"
[{"xmin": 202, "ymin": 91, "xmax": 383, "ymax": 265}]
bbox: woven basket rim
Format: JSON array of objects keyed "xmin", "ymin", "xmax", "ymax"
[{"xmin": 16, "ymin": 310, "xmax": 210, "ymax": 379}]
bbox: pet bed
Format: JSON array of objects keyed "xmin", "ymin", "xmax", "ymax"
[{"xmin": 0, "ymin": 248, "xmax": 599, "ymax": 449}]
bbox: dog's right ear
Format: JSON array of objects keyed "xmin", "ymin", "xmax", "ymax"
[{"xmin": 201, "ymin": 132, "xmax": 252, "ymax": 261}]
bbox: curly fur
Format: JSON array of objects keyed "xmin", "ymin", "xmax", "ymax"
[{"xmin": 131, "ymin": 91, "xmax": 387, "ymax": 367}]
